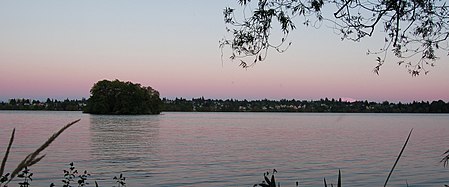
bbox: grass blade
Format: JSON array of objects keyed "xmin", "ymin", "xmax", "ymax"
[
  {"xmin": 324, "ymin": 178, "xmax": 327, "ymax": 187},
  {"xmin": 337, "ymin": 170, "xmax": 341, "ymax": 187},
  {"xmin": 384, "ymin": 128, "xmax": 413, "ymax": 187},
  {"xmin": 0, "ymin": 129, "xmax": 15, "ymax": 177},
  {"xmin": 7, "ymin": 119, "xmax": 80, "ymax": 184},
  {"xmin": 440, "ymin": 149, "xmax": 449, "ymax": 167}
]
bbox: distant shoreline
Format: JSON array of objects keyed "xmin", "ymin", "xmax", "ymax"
[
  {"xmin": 2, "ymin": 110, "xmax": 449, "ymax": 114},
  {"xmin": 1, "ymin": 98, "xmax": 448, "ymax": 113}
]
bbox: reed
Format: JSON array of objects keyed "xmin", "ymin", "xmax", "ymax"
[
  {"xmin": 384, "ymin": 129, "xmax": 413, "ymax": 187},
  {"xmin": 0, "ymin": 119, "xmax": 80, "ymax": 186},
  {"xmin": 0, "ymin": 129, "xmax": 15, "ymax": 178},
  {"xmin": 253, "ymin": 169, "xmax": 277, "ymax": 187},
  {"xmin": 440, "ymin": 149, "xmax": 449, "ymax": 167},
  {"xmin": 0, "ymin": 124, "xmax": 433, "ymax": 187},
  {"xmin": 255, "ymin": 129, "xmax": 413, "ymax": 187}
]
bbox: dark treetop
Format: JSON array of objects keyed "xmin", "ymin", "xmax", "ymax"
[{"xmin": 83, "ymin": 79, "xmax": 162, "ymax": 115}]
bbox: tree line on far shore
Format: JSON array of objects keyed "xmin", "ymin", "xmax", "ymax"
[
  {"xmin": 163, "ymin": 97, "xmax": 449, "ymax": 113},
  {"xmin": 0, "ymin": 98, "xmax": 86, "ymax": 111},
  {"xmin": 1, "ymin": 97, "xmax": 449, "ymax": 113}
]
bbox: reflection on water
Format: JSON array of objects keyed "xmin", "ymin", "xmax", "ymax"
[
  {"xmin": 1, "ymin": 111, "xmax": 449, "ymax": 186},
  {"xmin": 88, "ymin": 115, "xmax": 160, "ymax": 185},
  {"xmin": 90, "ymin": 115, "xmax": 160, "ymax": 161}
]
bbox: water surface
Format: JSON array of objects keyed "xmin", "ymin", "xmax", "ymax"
[{"xmin": 0, "ymin": 111, "xmax": 448, "ymax": 186}]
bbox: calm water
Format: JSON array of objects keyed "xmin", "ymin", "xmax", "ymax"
[{"xmin": 0, "ymin": 111, "xmax": 448, "ymax": 186}]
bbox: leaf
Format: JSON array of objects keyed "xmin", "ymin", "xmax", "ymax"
[
  {"xmin": 264, "ymin": 175, "xmax": 271, "ymax": 184},
  {"xmin": 271, "ymin": 174, "xmax": 276, "ymax": 186},
  {"xmin": 376, "ymin": 57, "xmax": 381, "ymax": 62},
  {"xmin": 239, "ymin": 60, "xmax": 248, "ymax": 68}
]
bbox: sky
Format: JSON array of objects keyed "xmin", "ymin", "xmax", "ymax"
[{"xmin": 1, "ymin": 1, "xmax": 448, "ymax": 103}]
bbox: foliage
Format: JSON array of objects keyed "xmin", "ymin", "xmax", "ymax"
[
  {"xmin": 1, "ymin": 161, "xmax": 127, "ymax": 187},
  {"xmin": 0, "ymin": 119, "xmax": 125, "ymax": 187},
  {"xmin": 48, "ymin": 162, "xmax": 125, "ymax": 187},
  {"xmin": 112, "ymin": 174, "xmax": 126, "ymax": 187},
  {"xmin": 3, "ymin": 97, "xmax": 449, "ymax": 113},
  {"xmin": 17, "ymin": 167, "xmax": 32, "ymax": 187},
  {"xmin": 0, "ymin": 119, "xmax": 80, "ymax": 187},
  {"xmin": 48, "ymin": 162, "xmax": 126, "ymax": 187},
  {"xmin": 83, "ymin": 79, "xmax": 162, "ymax": 115},
  {"xmin": 254, "ymin": 130, "xmax": 412, "ymax": 187},
  {"xmin": 221, "ymin": 0, "xmax": 449, "ymax": 75},
  {"xmin": 60, "ymin": 162, "xmax": 91, "ymax": 187},
  {"xmin": 161, "ymin": 98, "xmax": 194, "ymax": 112},
  {"xmin": 163, "ymin": 97, "xmax": 449, "ymax": 113},
  {"xmin": 0, "ymin": 99, "xmax": 86, "ymax": 111},
  {"xmin": 0, "ymin": 121, "xmax": 446, "ymax": 186},
  {"xmin": 254, "ymin": 169, "xmax": 278, "ymax": 187},
  {"xmin": 323, "ymin": 170, "xmax": 341, "ymax": 187}
]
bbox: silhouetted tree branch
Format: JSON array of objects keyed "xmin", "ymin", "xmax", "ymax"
[{"xmin": 221, "ymin": 0, "xmax": 449, "ymax": 75}]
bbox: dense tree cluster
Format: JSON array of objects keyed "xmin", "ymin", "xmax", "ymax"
[
  {"xmin": 163, "ymin": 97, "xmax": 449, "ymax": 113},
  {"xmin": 0, "ymin": 98, "xmax": 86, "ymax": 111},
  {"xmin": 2, "ymin": 97, "xmax": 448, "ymax": 113},
  {"xmin": 83, "ymin": 80, "xmax": 162, "ymax": 115}
]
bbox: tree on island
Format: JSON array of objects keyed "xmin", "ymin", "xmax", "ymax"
[
  {"xmin": 83, "ymin": 79, "xmax": 162, "ymax": 115},
  {"xmin": 221, "ymin": 0, "xmax": 449, "ymax": 75}
]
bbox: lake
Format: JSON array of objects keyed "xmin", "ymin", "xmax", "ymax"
[{"xmin": 0, "ymin": 111, "xmax": 448, "ymax": 186}]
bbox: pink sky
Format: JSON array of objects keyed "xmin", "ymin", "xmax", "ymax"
[{"xmin": 1, "ymin": 1, "xmax": 448, "ymax": 102}]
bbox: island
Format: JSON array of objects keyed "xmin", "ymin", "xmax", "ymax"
[{"xmin": 83, "ymin": 79, "xmax": 162, "ymax": 115}]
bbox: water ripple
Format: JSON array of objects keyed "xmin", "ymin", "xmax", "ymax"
[{"xmin": 1, "ymin": 112, "xmax": 449, "ymax": 186}]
